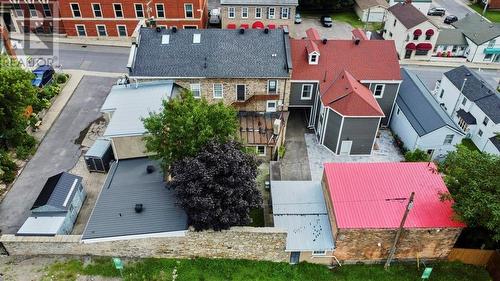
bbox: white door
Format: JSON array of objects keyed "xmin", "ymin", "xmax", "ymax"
[{"xmin": 339, "ymin": 141, "xmax": 352, "ymax": 155}]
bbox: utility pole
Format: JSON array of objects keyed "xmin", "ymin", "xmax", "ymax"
[
  {"xmin": 384, "ymin": 192, "xmax": 415, "ymax": 270},
  {"xmin": 483, "ymin": 0, "xmax": 489, "ymax": 17}
]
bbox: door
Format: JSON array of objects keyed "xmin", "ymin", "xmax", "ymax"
[
  {"xmin": 404, "ymin": 49, "xmax": 412, "ymax": 59},
  {"xmin": 290, "ymin": 252, "xmax": 300, "ymax": 264},
  {"xmin": 494, "ymin": 54, "xmax": 500, "ymax": 63},
  {"xmin": 339, "ymin": 140, "xmax": 352, "ymax": 155}
]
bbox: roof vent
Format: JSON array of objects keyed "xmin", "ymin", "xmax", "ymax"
[
  {"xmin": 354, "ymin": 38, "xmax": 360, "ymax": 45},
  {"xmin": 146, "ymin": 165, "xmax": 155, "ymax": 174},
  {"xmin": 264, "ymin": 27, "xmax": 269, "ymax": 34},
  {"xmin": 322, "ymin": 38, "xmax": 327, "ymax": 44},
  {"xmin": 239, "ymin": 28, "xmax": 245, "ymax": 34},
  {"xmin": 465, "ymin": 72, "xmax": 471, "ymax": 76},
  {"xmin": 193, "ymin": 33, "xmax": 201, "ymax": 44},
  {"xmin": 172, "ymin": 26, "xmax": 177, "ymax": 33},
  {"xmin": 155, "ymin": 26, "xmax": 161, "ymax": 32},
  {"xmin": 135, "ymin": 204, "xmax": 143, "ymax": 213},
  {"xmin": 161, "ymin": 34, "xmax": 170, "ymax": 45}
]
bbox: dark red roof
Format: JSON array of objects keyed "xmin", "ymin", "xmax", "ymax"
[
  {"xmin": 323, "ymin": 162, "xmax": 466, "ymax": 229},
  {"xmin": 388, "ymin": 2, "xmax": 428, "ymax": 29},
  {"xmin": 306, "ymin": 28, "xmax": 321, "ymax": 40},
  {"xmin": 321, "ymin": 71, "xmax": 384, "ymax": 117},
  {"xmin": 351, "ymin": 28, "xmax": 369, "ymax": 40}
]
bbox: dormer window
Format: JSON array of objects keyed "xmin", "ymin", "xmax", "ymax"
[{"xmin": 308, "ymin": 52, "xmax": 319, "ymax": 65}]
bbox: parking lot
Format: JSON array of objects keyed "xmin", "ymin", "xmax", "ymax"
[{"xmin": 291, "ymin": 16, "xmax": 353, "ymax": 39}]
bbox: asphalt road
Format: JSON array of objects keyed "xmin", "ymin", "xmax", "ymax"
[
  {"xmin": 0, "ymin": 76, "xmax": 116, "ymax": 234},
  {"xmin": 433, "ymin": 0, "xmax": 473, "ymax": 18}
]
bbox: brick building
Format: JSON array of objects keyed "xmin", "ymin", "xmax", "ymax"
[{"xmin": 1, "ymin": 0, "xmax": 207, "ymax": 37}]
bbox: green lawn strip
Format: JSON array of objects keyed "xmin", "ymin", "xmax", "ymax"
[
  {"xmin": 469, "ymin": 3, "xmax": 500, "ymax": 23},
  {"xmin": 300, "ymin": 10, "xmax": 383, "ymax": 30}
]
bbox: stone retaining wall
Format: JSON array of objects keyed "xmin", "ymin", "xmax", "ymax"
[{"xmin": 0, "ymin": 227, "xmax": 288, "ymax": 262}]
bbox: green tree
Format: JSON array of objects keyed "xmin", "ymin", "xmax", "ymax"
[
  {"xmin": 404, "ymin": 149, "xmax": 430, "ymax": 162},
  {"xmin": 143, "ymin": 90, "xmax": 238, "ymax": 170},
  {"xmin": 440, "ymin": 145, "xmax": 500, "ymax": 241}
]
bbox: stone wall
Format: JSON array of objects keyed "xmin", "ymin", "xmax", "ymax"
[
  {"xmin": 0, "ymin": 227, "xmax": 288, "ymax": 262},
  {"xmin": 220, "ymin": 6, "xmax": 296, "ymax": 30}
]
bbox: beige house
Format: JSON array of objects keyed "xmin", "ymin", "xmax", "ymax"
[
  {"xmin": 354, "ymin": 0, "xmax": 388, "ymax": 22},
  {"xmin": 219, "ymin": 0, "xmax": 298, "ymax": 30}
]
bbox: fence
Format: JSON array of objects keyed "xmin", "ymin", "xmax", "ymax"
[{"xmin": 448, "ymin": 248, "xmax": 495, "ymax": 265}]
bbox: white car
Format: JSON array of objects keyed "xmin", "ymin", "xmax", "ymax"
[{"xmin": 209, "ymin": 8, "xmax": 221, "ymax": 25}]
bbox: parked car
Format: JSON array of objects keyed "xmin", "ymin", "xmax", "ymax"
[
  {"xmin": 321, "ymin": 16, "xmax": 333, "ymax": 27},
  {"xmin": 208, "ymin": 8, "xmax": 220, "ymax": 25},
  {"xmin": 427, "ymin": 7, "xmax": 446, "ymax": 16},
  {"xmin": 444, "ymin": 15, "xmax": 458, "ymax": 24},
  {"xmin": 31, "ymin": 65, "xmax": 55, "ymax": 87},
  {"xmin": 294, "ymin": 13, "xmax": 302, "ymax": 24}
]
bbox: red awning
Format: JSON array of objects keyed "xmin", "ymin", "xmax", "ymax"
[
  {"xmin": 252, "ymin": 21, "xmax": 264, "ymax": 29},
  {"xmin": 405, "ymin": 43, "xmax": 416, "ymax": 50},
  {"xmin": 227, "ymin": 23, "xmax": 236, "ymax": 29},
  {"xmin": 416, "ymin": 43, "xmax": 433, "ymax": 50},
  {"xmin": 413, "ymin": 29, "xmax": 422, "ymax": 36},
  {"xmin": 268, "ymin": 24, "xmax": 276, "ymax": 29},
  {"xmin": 240, "ymin": 24, "xmax": 249, "ymax": 29},
  {"xmin": 425, "ymin": 29, "xmax": 434, "ymax": 36}
]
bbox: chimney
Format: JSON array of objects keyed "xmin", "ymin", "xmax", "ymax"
[
  {"xmin": 146, "ymin": 165, "xmax": 155, "ymax": 173},
  {"xmin": 322, "ymin": 38, "xmax": 327, "ymax": 44},
  {"xmin": 172, "ymin": 26, "xmax": 177, "ymax": 33},
  {"xmin": 354, "ymin": 38, "xmax": 361, "ymax": 45},
  {"xmin": 135, "ymin": 204, "xmax": 144, "ymax": 213},
  {"xmin": 239, "ymin": 28, "xmax": 245, "ymax": 34},
  {"xmin": 264, "ymin": 27, "xmax": 269, "ymax": 34},
  {"xmin": 155, "ymin": 26, "xmax": 161, "ymax": 32}
]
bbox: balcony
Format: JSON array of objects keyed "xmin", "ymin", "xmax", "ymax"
[{"xmin": 232, "ymin": 94, "xmax": 280, "ymax": 107}]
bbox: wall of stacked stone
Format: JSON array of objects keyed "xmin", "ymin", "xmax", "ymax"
[{"xmin": 0, "ymin": 227, "xmax": 288, "ymax": 262}]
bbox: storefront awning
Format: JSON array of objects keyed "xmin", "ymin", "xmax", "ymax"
[
  {"xmin": 240, "ymin": 24, "xmax": 249, "ymax": 29},
  {"xmin": 413, "ymin": 29, "xmax": 422, "ymax": 36},
  {"xmin": 484, "ymin": 48, "xmax": 500, "ymax": 55},
  {"xmin": 227, "ymin": 24, "xmax": 236, "ymax": 29},
  {"xmin": 416, "ymin": 43, "xmax": 433, "ymax": 50},
  {"xmin": 252, "ymin": 21, "xmax": 264, "ymax": 29},
  {"xmin": 425, "ymin": 29, "xmax": 434, "ymax": 36},
  {"xmin": 268, "ymin": 24, "xmax": 276, "ymax": 29},
  {"xmin": 405, "ymin": 43, "xmax": 416, "ymax": 50}
]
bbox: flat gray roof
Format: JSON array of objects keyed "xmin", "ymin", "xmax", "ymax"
[
  {"xmin": 220, "ymin": 0, "xmax": 298, "ymax": 5},
  {"xmin": 82, "ymin": 158, "xmax": 188, "ymax": 241},
  {"xmin": 271, "ymin": 181, "xmax": 334, "ymax": 252},
  {"xmin": 452, "ymin": 14, "xmax": 500, "ymax": 45},
  {"xmin": 436, "ymin": 29, "xmax": 467, "ymax": 46}
]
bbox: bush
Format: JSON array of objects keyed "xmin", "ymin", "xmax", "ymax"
[
  {"xmin": 278, "ymin": 146, "xmax": 286, "ymax": 159},
  {"xmin": 404, "ymin": 149, "xmax": 430, "ymax": 162},
  {"xmin": 0, "ymin": 151, "xmax": 18, "ymax": 183},
  {"xmin": 15, "ymin": 134, "xmax": 37, "ymax": 160},
  {"xmin": 54, "ymin": 73, "xmax": 68, "ymax": 84},
  {"xmin": 41, "ymin": 84, "xmax": 60, "ymax": 100}
]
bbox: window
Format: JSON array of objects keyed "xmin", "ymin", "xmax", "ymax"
[
  {"xmin": 443, "ymin": 134, "xmax": 454, "ymax": 145},
  {"xmin": 96, "ymin": 25, "xmax": 107, "ymax": 36},
  {"xmin": 488, "ymin": 39, "xmax": 496, "ymax": 48},
  {"xmin": 256, "ymin": 145, "xmax": 266, "ymax": 156},
  {"xmin": 268, "ymin": 80, "xmax": 277, "ymax": 93},
  {"xmin": 461, "ymin": 97, "xmax": 467, "ymax": 106},
  {"xmin": 478, "ymin": 129, "xmax": 483, "ymax": 137},
  {"xmin": 458, "ymin": 118, "xmax": 468, "ymax": 131},
  {"xmin": 415, "ymin": 50, "xmax": 428, "ymax": 56},
  {"xmin": 483, "ymin": 117, "xmax": 489, "ymax": 126},
  {"xmin": 413, "ymin": 34, "xmax": 420, "ymax": 40},
  {"xmin": 393, "ymin": 19, "xmax": 397, "ymax": 26},
  {"xmin": 397, "ymin": 108, "xmax": 400, "ymax": 115},
  {"xmin": 228, "ymin": 7, "xmax": 235, "ymax": 18},
  {"xmin": 255, "ymin": 7, "xmax": 262, "ymax": 18},
  {"xmin": 13, "ymin": 4, "xmax": 23, "ymax": 17},
  {"xmin": 42, "ymin": 4, "xmax": 52, "ymax": 17},
  {"xmin": 78, "ymin": 184, "xmax": 83, "ymax": 192},
  {"xmin": 312, "ymin": 250, "xmax": 326, "ymax": 256},
  {"xmin": 236, "ymin": 85, "xmax": 246, "ymax": 101},
  {"xmin": 92, "ymin": 3, "xmax": 102, "ymax": 17},
  {"xmin": 117, "ymin": 25, "xmax": 127, "ymax": 37},
  {"xmin": 281, "ymin": 7, "xmax": 289, "ymax": 19},
  {"xmin": 452, "ymin": 45, "xmax": 458, "ymax": 52},
  {"xmin": 70, "ymin": 3, "xmax": 81, "ymax": 17},
  {"xmin": 241, "ymin": 7, "xmax": 248, "ymax": 18},
  {"xmin": 190, "ymin": 83, "xmax": 201, "ymax": 98},
  {"xmin": 373, "ymin": 84, "xmax": 384, "ymax": 98},
  {"xmin": 184, "ymin": 25, "xmax": 197, "ymax": 29},
  {"xmin": 425, "ymin": 34, "xmax": 432, "ymax": 40},
  {"xmin": 266, "ymin": 100, "xmax": 277, "ymax": 112},
  {"xmin": 213, "ymin": 83, "xmax": 223, "ymax": 98},
  {"xmin": 185, "ymin": 4, "xmax": 194, "ymax": 18},
  {"xmin": 113, "ymin": 4, "xmax": 123, "ymax": 18},
  {"xmin": 135, "ymin": 3, "xmax": 144, "ymax": 18},
  {"xmin": 156, "ymin": 4, "xmax": 165, "ymax": 18},
  {"xmin": 484, "ymin": 53, "xmax": 493, "ymax": 61},
  {"xmin": 28, "ymin": 4, "xmax": 37, "ymax": 17},
  {"xmin": 309, "ymin": 54, "xmax": 318, "ymax": 64},
  {"xmin": 268, "ymin": 7, "xmax": 275, "ymax": 19},
  {"xmin": 439, "ymin": 89, "xmax": 444, "ymax": 98},
  {"xmin": 389, "ymin": 32, "xmax": 393, "ymax": 37},
  {"xmin": 75, "ymin": 24, "xmax": 86, "ymax": 36},
  {"xmin": 301, "ymin": 84, "xmax": 313, "ymax": 100}
]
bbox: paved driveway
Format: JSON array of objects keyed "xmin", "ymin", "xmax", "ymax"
[
  {"xmin": 291, "ymin": 16, "xmax": 353, "ymax": 39},
  {"xmin": 0, "ymin": 76, "xmax": 116, "ymax": 234}
]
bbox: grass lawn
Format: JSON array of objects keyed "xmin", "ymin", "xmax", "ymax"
[
  {"xmin": 461, "ymin": 138, "xmax": 480, "ymax": 152},
  {"xmin": 301, "ymin": 10, "xmax": 382, "ymax": 30},
  {"xmin": 43, "ymin": 257, "xmax": 490, "ymax": 281},
  {"xmin": 469, "ymin": 3, "xmax": 500, "ymax": 23}
]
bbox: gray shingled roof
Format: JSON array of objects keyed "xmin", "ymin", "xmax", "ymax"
[
  {"xmin": 31, "ymin": 172, "xmax": 82, "ymax": 213},
  {"xmin": 396, "ymin": 68, "xmax": 463, "ymax": 137},
  {"xmin": 452, "ymin": 14, "xmax": 500, "ymax": 45},
  {"xmin": 220, "ymin": 0, "xmax": 298, "ymax": 5},
  {"xmin": 436, "ymin": 29, "xmax": 467, "ymax": 46},
  {"xmin": 456, "ymin": 109, "xmax": 476, "ymax": 125},
  {"xmin": 388, "ymin": 3, "xmax": 429, "ymax": 29},
  {"xmin": 130, "ymin": 28, "xmax": 291, "ymax": 78},
  {"xmin": 489, "ymin": 136, "xmax": 500, "ymax": 152},
  {"xmin": 444, "ymin": 66, "xmax": 500, "ymax": 123},
  {"xmin": 82, "ymin": 158, "xmax": 188, "ymax": 240}
]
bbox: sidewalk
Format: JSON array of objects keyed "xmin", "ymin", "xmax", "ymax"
[
  {"xmin": 9, "ymin": 33, "xmax": 132, "ymax": 48},
  {"xmin": 400, "ymin": 59, "xmax": 500, "ymax": 70}
]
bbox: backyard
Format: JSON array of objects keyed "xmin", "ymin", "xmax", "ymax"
[
  {"xmin": 301, "ymin": 10, "xmax": 383, "ymax": 30},
  {"xmin": 469, "ymin": 3, "xmax": 500, "ymax": 22}
]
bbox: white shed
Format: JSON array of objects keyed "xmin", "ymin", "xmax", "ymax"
[{"xmin": 354, "ymin": 0, "xmax": 388, "ymax": 22}]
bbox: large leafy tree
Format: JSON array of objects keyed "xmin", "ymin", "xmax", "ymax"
[
  {"xmin": 441, "ymin": 145, "xmax": 500, "ymax": 241},
  {"xmin": 143, "ymin": 90, "xmax": 238, "ymax": 170},
  {"xmin": 171, "ymin": 140, "xmax": 262, "ymax": 231}
]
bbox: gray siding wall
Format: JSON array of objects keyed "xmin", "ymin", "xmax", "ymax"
[
  {"xmin": 313, "ymin": 95, "xmax": 322, "ymax": 128},
  {"xmin": 59, "ymin": 184, "xmax": 86, "ymax": 235},
  {"xmin": 339, "ymin": 117, "xmax": 380, "ymax": 155},
  {"xmin": 365, "ymin": 83, "xmax": 400, "ymax": 126},
  {"xmin": 323, "ymin": 109, "xmax": 343, "ymax": 153},
  {"xmin": 289, "ymin": 82, "xmax": 318, "ymax": 107}
]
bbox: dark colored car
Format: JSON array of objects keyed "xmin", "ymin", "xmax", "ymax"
[
  {"xmin": 321, "ymin": 16, "xmax": 333, "ymax": 27},
  {"xmin": 427, "ymin": 7, "xmax": 446, "ymax": 16},
  {"xmin": 444, "ymin": 15, "xmax": 458, "ymax": 24},
  {"xmin": 31, "ymin": 65, "xmax": 55, "ymax": 87}
]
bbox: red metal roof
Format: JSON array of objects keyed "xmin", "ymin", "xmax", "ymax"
[
  {"xmin": 306, "ymin": 28, "xmax": 321, "ymax": 40},
  {"xmin": 321, "ymin": 71, "xmax": 384, "ymax": 117},
  {"xmin": 323, "ymin": 162, "xmax": 465, "ymax": 229},
  {"xmin": 351, "ymin": 28, "xmax": 369, "ymax": 40}
]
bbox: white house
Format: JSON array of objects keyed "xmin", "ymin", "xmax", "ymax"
[
  {"xmin": 383, "ymin": 2, "xmax": 438, "ymax": 61},
  {"xmin": 391, "ymin": 69, "xmax": 464, "ymax": 160},
  {"xmin": 433, "ymin": 66, "xmax": 500, "ymax": 155},
  {"xmin": 433, "ymin": 29, "xmax": 468, "ymax": 59},
  {"xmin": 452, "ymin": 14, "xmax": 500, "ymax": 63},
  {"xmin": 353, "ymin": 0, "xmax": 388, "ymax": 23},
  {"xmin": 388, "ymin": 0, "xmax": 431, "ymax": 15}
]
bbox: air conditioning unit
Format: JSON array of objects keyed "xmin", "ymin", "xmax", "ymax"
[{"xmin": 273, "ymin": 119, "xmax": 281, "ymax": 135}]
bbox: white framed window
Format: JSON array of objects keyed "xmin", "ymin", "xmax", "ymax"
[
  {"xmin": 483, "ymin": 117, "xmax": 489, "ymax": 126},
  {"xmin": 117, "ymin": 25, "xmax": 127, "ymax": 37},
  {"xmin": 268, "ymin": 7, "xmax": 275, "ymax": 19},
  {"xmin": 135, "ymin": 3, "xmax": 144, "ymax": 18},
  {"xmin": 309, "ymin": 53, "xmax": 318, "ymax": 64},
  {"xmin": 397, "ymin": 108, "xmax": 400, "ymax": 115},
  {"xmin": 113, "ymin": 3, "xmax": 123, "ymax": 18},
  {"xmin": 42, "ymin": 4, "xmax": 52, "ymax": 17},
  {"xmin": 281, "ymin": 7, "xmax": 289, "ymax": 19},
  {"xmin": 156, "ymin": 4, "xmax": 165, "ymax": 18},
  {"xmin": 213, "ymin": 83, "xmax": 223, "ymax": 98},
  {"xmin": 241, "ymin": 7, "xmax": 248, "ymax": 18},
  {"xmin": 75, "ymin": 24, "xmax": 86, "ymax": 36},
  {"xmin": 28, "ymin": 4, "xmax": 37, "ymax": 17},
  {"xmin": 255, "ymin": 7, "xmax": 262, "ymax": 18},
  {"xmin": 96, "ymin": 24, "xmax": 107, "ymax": 36},
  {"xmin": 13, "ymin": 4, "xmax": 23, "ymax": 17},
  {"xmin": 443, "ymin": 134, "xmax": 454, "ymax": 145},
  {"xmin": 373, "ymin": 84, "xmax": 385, "ymax": 98},
  {"xmin": 488, "ymin": 39, "xmax": 496, "ymax": 48},
  {"xmin": 301, "ymin": 84, "xmax": 313, "ymax": 100},
  {"xmin": 478, "ymin": 129, "xmax": 483, "ymax": 137},
  {"xmin": 236, "ymin": 84, "xmax": 246, "ymax": 101},
  {"xmin": 92, "ymin": 3, "xmax": 102, "ymax": 18},
  {"xmin": 267, "ymin": 100, "xmax": 277, "ymax": 112},
  {"xmin": 439, "ymin": 89, "xmax": 444, "ymax": 98},
  {"xmin": 185, "ymin": 4, "xmax": 194, "ymax": 18},
  {"xmin": 70, "ymin": 3, "xmax": 81, "ymax": 17},
  {"xmin": 228, "ymin": 7, "xmax": 235, "ymax": 18},
  {"xmin": 312, "ymin": 250, "xmax": 326, "ymax": 256},
  {"xmin": 268, "ymin": 80, "xmax": 277, "ymax": 93},
  {"xmin": 256, "ymin": 145, "xmax": 266, "ymax": 156},
  {"xmin": 461, "ymin": 97, "xmax": 467, "ymax": 106},
  {"xmin": 190, "ymin": 83, "xmax": 201, "ymax": 98}
]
